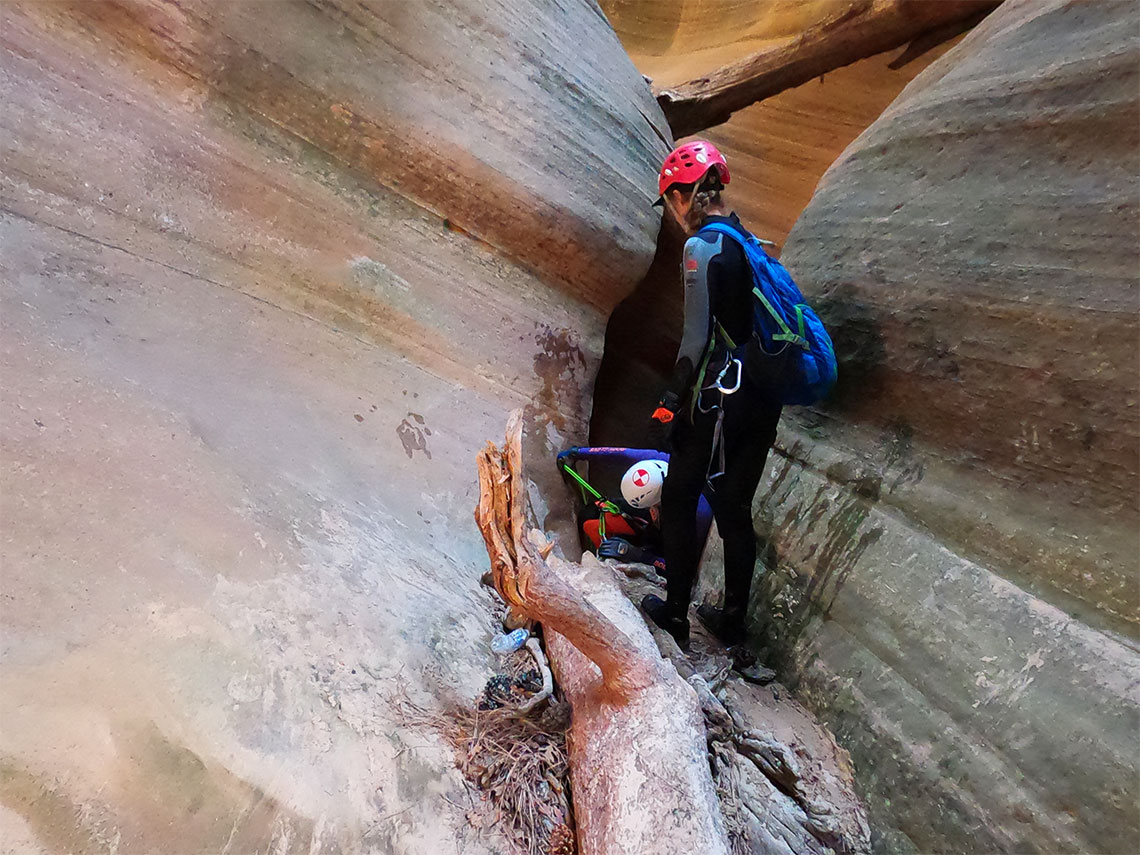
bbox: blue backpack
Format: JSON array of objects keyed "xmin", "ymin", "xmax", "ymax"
[{"xmin": 699, "ymin": 222, "xmax": 837, "ymax": 406}]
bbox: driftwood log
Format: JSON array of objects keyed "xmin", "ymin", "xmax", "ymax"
[
  {"xmin": 475, "ymin": 411, "xmax": 730, "ymax": 854},
  {"xmin": 656, "ymin": 0, "xmax": 1000, "ymax": 136}
]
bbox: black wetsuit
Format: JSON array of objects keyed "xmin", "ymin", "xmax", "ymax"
[{"xmin": 658, "ymin": 213, "xmax": 783, "ymax": 626}]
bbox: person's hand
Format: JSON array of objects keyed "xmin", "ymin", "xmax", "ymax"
[
  {"xmin": 598, "ymin": 537, "xmax": 647, "ymax": 564},
  {"xmin": 645, "ymin": 391, "xmax": 679, "ymax": 451}
]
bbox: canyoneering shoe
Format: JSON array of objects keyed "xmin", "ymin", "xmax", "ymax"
[
  {"xmin": 696, "ymin": 603, "xmax": 746, "ymax": 646},
  {"xmin": 640, "ymin": 594, "xmax": 689, "ymax": 647},
  {"xmin": 729, "ymin": 648, "xmax": 776, "ymax": 686}
]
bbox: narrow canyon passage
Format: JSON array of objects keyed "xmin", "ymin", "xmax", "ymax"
[{"xmin": 2, "ymin": 1, "xmax": 1137, "ymax": 853}]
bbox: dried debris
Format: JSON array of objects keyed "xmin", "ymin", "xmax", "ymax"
[{"xmin": 398, "ymin": 649, "xmax": 575, "ymax": 855}]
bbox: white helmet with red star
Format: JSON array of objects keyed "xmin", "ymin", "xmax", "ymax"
[{"xmin": 620, "ymin": 459, "xmax": 669, "ymax": 509}]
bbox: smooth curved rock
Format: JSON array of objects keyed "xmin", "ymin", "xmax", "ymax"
[
  {"xmin": 783, "ymin": 0, "xmax": 1140, "ymax": 637},
  {"xmin": 751, "ymin": 0, "xmax": 1139, "ymax": 851},
  {"xmin": 0, "ymin": 1, "xmax": 666, "ymax": 851}
]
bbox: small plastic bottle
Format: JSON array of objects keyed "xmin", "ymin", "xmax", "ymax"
[{"xmin": 490, "ymin": 628, "xmax": 529, "ymax": 655}]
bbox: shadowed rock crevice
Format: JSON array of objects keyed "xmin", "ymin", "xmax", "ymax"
[{"xmin": 590, "ymin": 219, "xmax": 685, "ymax": 451}]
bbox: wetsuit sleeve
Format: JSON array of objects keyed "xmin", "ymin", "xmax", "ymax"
[{"xmin": 661, "ymin": 234, "xmax": 724, "ymax": 407}]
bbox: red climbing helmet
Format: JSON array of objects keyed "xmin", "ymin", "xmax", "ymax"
[{"xmin": 655, "ymin": 140, "xmax": 730, "ymax": 205}]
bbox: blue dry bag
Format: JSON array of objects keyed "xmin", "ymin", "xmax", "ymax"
[{"xmin": 699, "ymin": 222, "xmax": 837, "ymax": 406}]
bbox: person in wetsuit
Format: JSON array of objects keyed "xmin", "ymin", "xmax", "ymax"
[{"xmin": 641, "ymin": 140, "xmax": 783, "ymax": 647}]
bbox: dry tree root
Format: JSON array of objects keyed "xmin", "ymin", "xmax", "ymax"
[
  {"xmin": 630, "ymin": 583, "xmax": 872, "ymax": 855},
  {"xmin": 464, "ymin": 412, "xmax": 868, "ymax": 854},
  {"xmin": 474, "ymin": 415, "xmax": 656, "ymax": 700},
  {"xmin": 516, "ymin": 637, "xmax": 554, "ymax": 714}
]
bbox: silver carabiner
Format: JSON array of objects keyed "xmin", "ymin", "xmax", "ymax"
[{"xmin": 715, "ymin": 358, "xmax": 743, "ymax": 395}]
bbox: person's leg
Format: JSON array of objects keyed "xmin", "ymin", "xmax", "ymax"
[
  {"xmin": 694, "ymin": 493, "xmax": 715, "ymax": 554},
  {"xmin": 706, "ymin": 395, "xmax": 782, "ymax": 635},
  {"xmin": 658, "ymin": 412, "xmax": 715, "ymax": 620}
]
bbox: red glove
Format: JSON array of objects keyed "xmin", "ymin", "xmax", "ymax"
[
  {"xmin": 646, "ymin": 392, "xmax": 680, "ymax": 451},
  {"xmin": 653, "ymin": 391, "xmax": 680, "ymax": 422}
]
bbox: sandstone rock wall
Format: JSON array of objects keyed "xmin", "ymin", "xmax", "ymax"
[
  {"xmin": 603, "ymin": 0, "xmax": 891, "ymax": 88},
  {"xmin": 0, "ymin": 2, "xmax": 666, "ymax": 850},
  {"xmin": 752, "ymin": 0, "xmax": 1139, "ymax": 850}
]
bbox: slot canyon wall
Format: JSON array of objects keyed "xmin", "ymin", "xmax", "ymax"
[
  {"xmin": 600, "ymin": 0, "xmax": 1139, "ymax": 852},
  {"xmin": 0, "ymin": 1, "xmax": 667, "ymax": 851},
  {"xmin": 764, "ymin": 1, "xmax": 1139, "ymax": 850},
  {"xmin": 2, "ymin": 0, "xmax": 1137, "ymax": 852}
]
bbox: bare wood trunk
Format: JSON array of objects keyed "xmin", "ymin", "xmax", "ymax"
[
  {"xmin": 475, "ymin": 412, "xmax": 730, "ymax": 854},
  {"xmin": 656, "ymin": 0, "xmax": 1000, "ymax": 136}
]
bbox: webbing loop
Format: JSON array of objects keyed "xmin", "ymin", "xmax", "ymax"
[{"xmin": 697, "ymin": 355, "xmax": 741, "ymax": 486}]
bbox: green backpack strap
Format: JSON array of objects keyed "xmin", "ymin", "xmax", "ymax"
[
  {"xmin": 753, "ymin": 286, "xmax": 809, "ymax": 350},
  {"xmin": 715, "ymin": 321, "xmax": 737, "ymax": 350},
  {"xmin": 688, "ymin": 322, "xmax": 742, "ymax": 417}
]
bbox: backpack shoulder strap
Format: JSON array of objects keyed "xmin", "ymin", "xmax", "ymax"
[{"xmin": 697, "ymin": 221, "xmax": 747, "ymax": 246}]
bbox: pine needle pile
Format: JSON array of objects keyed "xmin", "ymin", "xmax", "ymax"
[
  {"xmin": 447, "ymin": 703, "xmax": 574, "ymax": 855},
  {"xmin": 394, "ymin": 652, "xmax": 575, "ymax": 855}
]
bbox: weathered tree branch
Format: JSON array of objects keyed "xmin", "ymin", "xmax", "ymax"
[
  {"xmin": 474, "ymin": 411, "xmax": 731, "ymax": 853},
  {"xmin": 656, "ymin": 0, "xmax": 1001, "ymax": 136},
  {"xmin": 475, "ymin": 411, "xmax": 656, "ymax": 699}
]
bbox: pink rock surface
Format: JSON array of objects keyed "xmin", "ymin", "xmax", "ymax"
[{"xmin": 0, "ymin": 2, "xmax": 666, "ymax": 850}]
